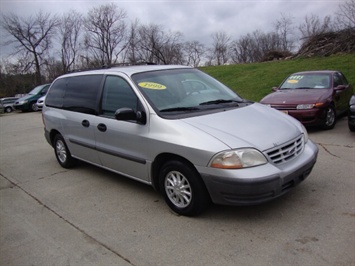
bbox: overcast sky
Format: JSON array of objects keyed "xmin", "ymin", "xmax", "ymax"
[{"xmin": 0, "ymin": 0, "xmax": 343, "ymax": 60}]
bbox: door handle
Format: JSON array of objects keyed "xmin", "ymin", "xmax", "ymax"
[
  {"xmin": 82, "ymin": 120, "xmax": 90, "ymax": 127},
  {"xmin": 97, "ymin": 123, "xmax": 107, "ymax": 132}
]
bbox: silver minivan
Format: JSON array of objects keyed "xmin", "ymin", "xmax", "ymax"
[{"xmin": 43, "ymin": 65, "xmax": 318, "ymax": 216}]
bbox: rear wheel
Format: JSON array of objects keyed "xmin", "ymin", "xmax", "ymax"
[
  {"xmin": 53, "ymin": 134, "xmax": 76, "ymax": 168},
  {"xmin": 323, "ymin": 106, "xmax": 336, "ymax": 130},
  {"xmin": 4, "ymin": 107, "xmax": 12, "ymax": 113},
  {"xmin": 159, "ymin": 160, "xmax": 210, "ymax": 216}
]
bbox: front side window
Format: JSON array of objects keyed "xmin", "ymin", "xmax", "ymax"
[
  {"xmin": 100, "ymin": 76, "xmax": 138, "ymax": 117},
  {"xmin": 333, "ymin": 72, "xmax": 348, "ymax": 87}
]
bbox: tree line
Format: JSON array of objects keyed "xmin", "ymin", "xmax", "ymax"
[{"xmin": 0, "ymin": 0, "xmax": 354, "ymax": 96}]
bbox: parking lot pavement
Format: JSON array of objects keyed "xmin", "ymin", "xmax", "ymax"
[{"xmin": 1, "ymin": 111, "xmax": 354, "ymax": 266}]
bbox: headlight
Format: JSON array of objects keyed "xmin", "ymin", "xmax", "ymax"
[
  {"xmin": 19, "ymin": 100, "xmax": 28, "ymax": 105},
  {"xmin": 210, "ymin": 148, "xmax": 267, "ymax": 169},
  {"xmin": 300, "ymin": 123, "xmax": 309, "ymax": 143},
  {"xmin": 297, "ymin": 104, "xmax": 314, "ymax": 110}
]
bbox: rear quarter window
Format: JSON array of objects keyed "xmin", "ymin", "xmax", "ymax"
[
  {"xmin": 46, "ymin": 79, "xmax": 66, "ymax": 108},
  {"xmin": 46, "ymin": 75, "xmax": 103, "ymax": 114}
]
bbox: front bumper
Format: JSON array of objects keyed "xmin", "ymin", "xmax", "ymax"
[
  {"xmin": 14, "ymin": 103, "xmax": 29, "ymax": 111},
  {"xmin": 282, "ymin": 109, "xmax": 326, "ymax": 126},
  {"xmin": 198, "ymin": 139, "xmax": 318, "ymax": 205}
]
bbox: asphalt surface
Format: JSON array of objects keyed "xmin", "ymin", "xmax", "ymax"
[{"xmin": 0, "ymin": 111, "xmax": 354, "ymax": 266}]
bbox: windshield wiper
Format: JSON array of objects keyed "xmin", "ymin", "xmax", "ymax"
[
  {"xmin": 160, "ymin": 107, "xmax": 200, "ymax": 112},
  {"xmin": 199, "ymin": 99, "xmax": 240, "ymax": 106}
]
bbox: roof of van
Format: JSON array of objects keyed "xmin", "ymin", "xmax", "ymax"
[{"xmin": 59, "ymin": 65, "xmax": 192, "ymax": 78}]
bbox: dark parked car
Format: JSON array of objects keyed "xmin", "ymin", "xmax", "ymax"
[
  {"xmin": 260, "ymin": 71, "xmax": 353, "ymax": 129},
  {"xmin": 14, "ymin": 84, "xmax": 50, "ymax": 112},
  {"xmin": 348, "ymin": 95, "xmax": 355, "ymax": 132},
  {"xmin": 0, "ymin": 97, "xmax": 19, "ymax": 113}
]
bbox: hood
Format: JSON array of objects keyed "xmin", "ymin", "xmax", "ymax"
[
  {"xmin": 17, "ymin": 94, "xmax": 35, "ymax": 102},
  {"xmin": 182, "ymin": 103, "xmax": 303, "ymax": 151},
  {"xmin": 261, "ymin": 89, "xmax": 331, "ymax": 104}
]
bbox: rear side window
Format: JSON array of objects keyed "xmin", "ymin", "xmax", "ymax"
[
  {"xmin": 63, "ymin": 75, "xmax": 103, "ymax": 114},
  {"xmin": 46, "ymin": 75, "xmax": 103, "ymax": 114}
]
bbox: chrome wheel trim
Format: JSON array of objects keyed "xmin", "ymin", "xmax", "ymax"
[
  {"xmin": 32, "ymin": 103, "xmax": 38, "ymax": 111},
  {"xmin": 55, "ymin": 139, "xmax": 67, "ymax": 164},
  {"xmin": 165, "ymin": 171, "xmax": 192, "ymax": 208},
  {"xmin": 325, "ymin": 108, "xmax": 335, "ymax": 127}
]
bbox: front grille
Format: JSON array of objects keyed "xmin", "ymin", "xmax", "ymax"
[{"xmin": 265, "ymin": 135, "xmax": 304, "ymax": 165}]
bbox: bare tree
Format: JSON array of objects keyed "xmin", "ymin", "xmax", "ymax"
[
  {"xmin": 124, "ymin": 19, "xmax": 141, "ymax": 64},
  {"xmin": 184, "ymin": 41, "xmax": 205, "ymax": 67},
  {"xmin": 84, "ymin": 3, "xmax": 128, "ymax": 67},
  {"xmin": 335, "ymin": 0, "xmax": 355, "ymax": 29},
  {"xmin": 298, "ymin": 14, "xmax": 333, "ymax": 39},
  {"xmin": 274, "ymin": 13, "xmax": 295, "ymax": 52},
  {"xmin": 134, "ymin": 23, "xmax": 184, "ymax": 64},
  {"xmin": 1, "ymin": 11, "xmax": 60, "ymax": 84},
  {"xmin": 58, "ymin": 10, "xmax": 83, "ymax": 73},
  {"xmin": 230, "ymin": 30, "xmax": 285, "ymax": 63},
  {"xmin": 210, "ymin": 31, "xmax": 231, "ymax": 65}
]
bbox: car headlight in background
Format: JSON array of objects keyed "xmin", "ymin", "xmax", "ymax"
[
  {"xmin": 297, "ymin": 103, "xmax": 324, "ymax": 109},
  {"xmin": 18, "ymin": 100, "xmax": 28, "ymax": 105},
  {"xmin": 297, "ymin": 104, "xmax": 314, "ymax": 110},
  {"xmin": 210, "ymin": 148, "xmax": 267, "ymax": 169}
]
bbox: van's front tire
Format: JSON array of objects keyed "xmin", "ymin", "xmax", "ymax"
[
  {"xmin": 159, "ymin": 160, "xmax": 210, "ymax": 216},
  {"xmin": 53, "ymin": 134, "xmax": 76, "ymax": 168}
]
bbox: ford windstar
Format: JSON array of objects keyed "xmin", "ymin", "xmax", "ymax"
[{"xmin": 43, "ymin": 65, "xmax": 318, "ymax": 216}]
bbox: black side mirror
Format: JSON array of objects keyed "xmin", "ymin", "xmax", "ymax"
[
  {"xmin": 272, "ymin": 87, "xmax": 279, "ymax": 92},
  {"xmin": 115, "ymin": 108, "xmax": 146, "ymax": 124}
]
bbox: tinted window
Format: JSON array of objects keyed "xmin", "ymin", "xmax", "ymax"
[
  {"xmin": 46, "ymin": 79, "xmax": 66, "ymax": 108},
  {"xmin": 63, "ymin": 75, "xmax": 103, "ymax": 114},
  {"xmin": 46, "ymin": 75, "xmax": 103, "ymax": 114},
  {"xmin": 100, "ymin": 76, "xmax": 138, "ymax": 117},
  {"xmin": 333, "ymin": 72, "xmax": 348, "ymax": 87}
]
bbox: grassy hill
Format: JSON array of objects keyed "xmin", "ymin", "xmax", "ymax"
[{"xmin": 200, "ymin": 54, "xmax": 355, "ymax": 101}]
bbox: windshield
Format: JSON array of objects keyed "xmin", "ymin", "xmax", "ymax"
[
  {"xmin": 132, "ymin": 68, "xmax": 242, "ymax": 112},
  {"xmin": 28, "ymin": 84, "xmax": 47, "ymax": 95},
  {"xmin": 280, "ymin": 73, "xmax": 331, "ymax": 90}
]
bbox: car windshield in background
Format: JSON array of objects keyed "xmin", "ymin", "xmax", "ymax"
[
  {"xmin": 132, "ymin": 68, "xmax": 242, "ymax": 112},
  {"xmin": 280, "ymin": 73, "xmax": 331, "ymax": 90},
  {"xmin": 28, "ymin": 84, "xmax": 46, "ymax": 95}
]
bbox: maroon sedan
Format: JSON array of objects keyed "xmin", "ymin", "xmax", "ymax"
[{"xmin": 260, "ymin": 70, "xmax": 353, "ymax": 129}]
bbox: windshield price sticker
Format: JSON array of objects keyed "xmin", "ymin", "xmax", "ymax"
[
  {"xmin": 287, "ymin": 75, "xmax": 304, "ymax": 84},
  {"xmin": 139, "ymin": 82, "xmax": 167, "ymax": 90}
]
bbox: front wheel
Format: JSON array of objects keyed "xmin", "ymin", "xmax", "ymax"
[
  {"xmin": 323, "ymin": 106, "xmax": 336, "ymax": 130},
  {"xmin": 30, "ymin": 101, "xmax": 38, "ymax": 112},
  {"xmin": 53, "ymin": 134, "xmax": 76, "ymax": 168},
  {"xmin": 159, "ymin": 160, "xmax": 210, "ymax": 216}
]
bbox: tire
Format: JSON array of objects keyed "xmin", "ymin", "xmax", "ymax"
[
  {"xmin": 53, "ymin": 134, "xmax": 76, "ymax": 168},
  {"xmin": 4, "ymin": 107, "xmax": 12, "ymax": 113},
  {"xmin": 323, "ymin": 106, "xmax": 336, "ymax": 130},
  {"xmin": 349, "ymin": 121, "xmax": 355, "ymax": 132},
  {"xmin": 159, "ymin": 160, "xmax": 210, "ymax": 216},
  {"xmin": 30, "ymin": 101, "xmax": 38, "ymax": 112}
]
